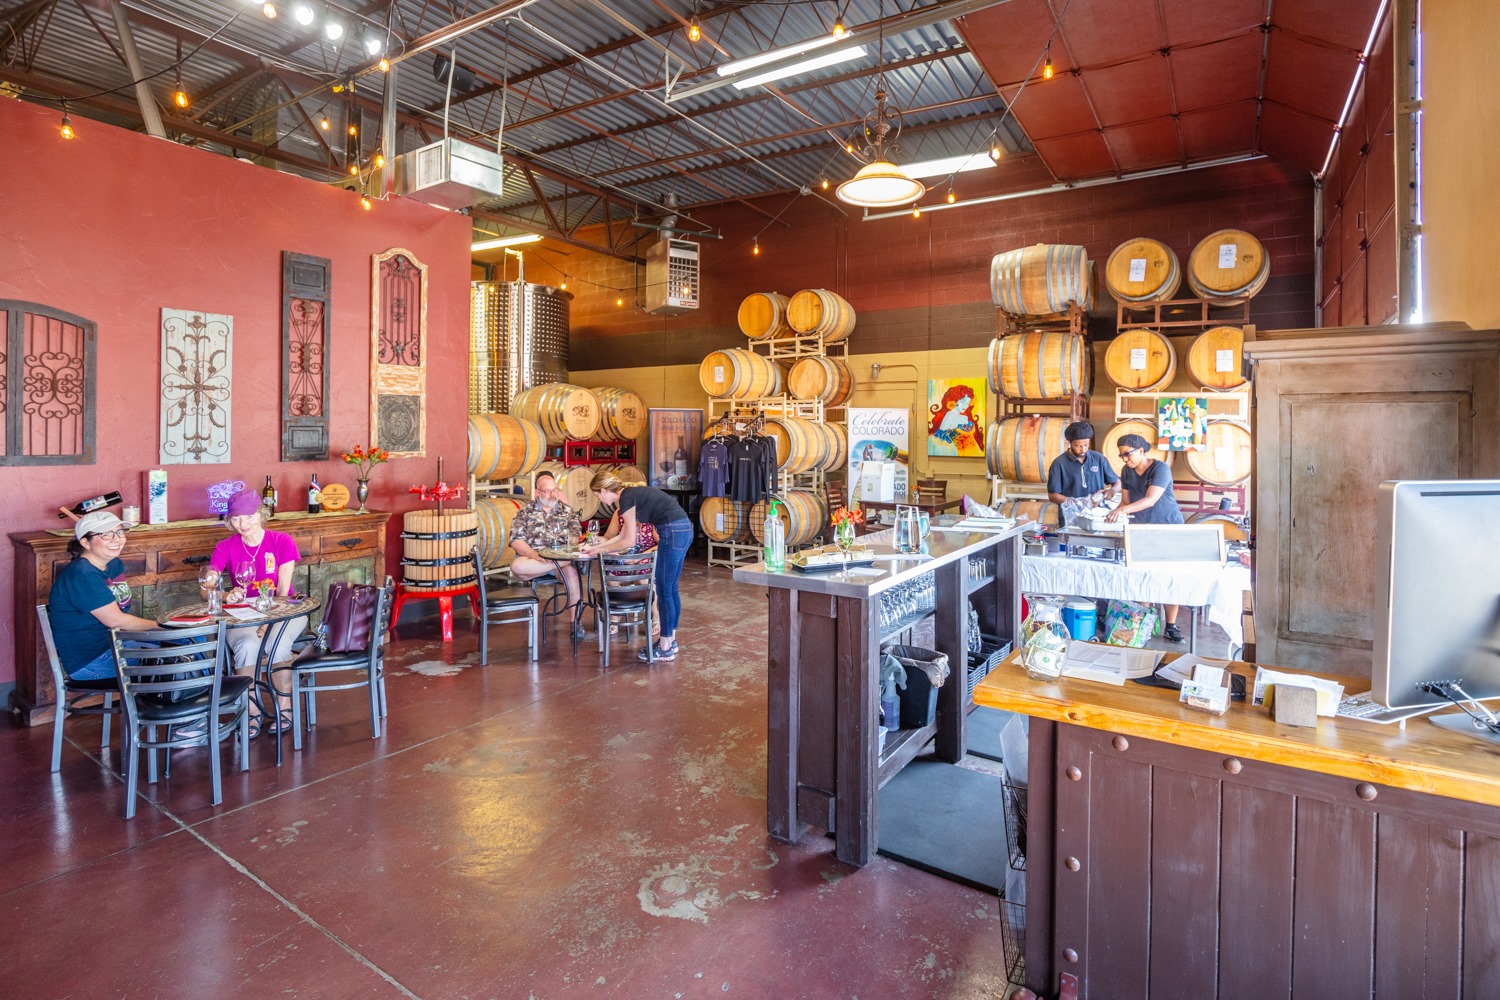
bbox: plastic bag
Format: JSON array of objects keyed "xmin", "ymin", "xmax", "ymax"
[
  {"xmin": 1061, "ymin": 496, "xmax": 1090, "ymax": 528},
  {"xmin": 962, "ymin": 495, "xmax": 1001, "ymax": 518},
  {"xmin": 1103, "ymin": 599, "xmax": 1160, "ymax": 648}
]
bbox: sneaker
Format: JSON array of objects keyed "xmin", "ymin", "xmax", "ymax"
[
  {"xmin": 570, "ymin": 621, "xmax": 588, "ymax": 642},
  {"xmin": 1163, "ymin": 623, "xmax": 1185, "ymax": 644},
  {"xmin": 172, "ymin": 722, "xmax": 210, "ymax": 747},
  {"xmin": 637, "ymin": 641, "xmax": 676, "ymax": 663}
]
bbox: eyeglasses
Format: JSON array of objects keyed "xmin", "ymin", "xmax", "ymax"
[
  {"xmin": 89, "ymin": 528, "xmax": 128, "ymax": 540},
  {"xmin": 1117, "ymin": 449, "xmax": 1140, "ymax": 460}
]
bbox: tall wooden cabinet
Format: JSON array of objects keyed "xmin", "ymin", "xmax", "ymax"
[
  {"xmin": 1243, "ymin": 322, "xmax": 1500, "ymax": 674},
  {"xmin": 9, "ymin": 509, "xmax": 389, "ymax": 726}
]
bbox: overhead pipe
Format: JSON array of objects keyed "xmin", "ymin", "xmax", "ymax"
[{"xmin": 109, "ymin": 1, "xmax": 166, "ymax": 138}]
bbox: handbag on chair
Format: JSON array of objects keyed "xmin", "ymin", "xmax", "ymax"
[{"xmin": 323, "ymin": 582, "xmax": 381, "ymax": 652}]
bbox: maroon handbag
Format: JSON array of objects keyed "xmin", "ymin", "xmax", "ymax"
[{"xmin": 322, "ymin": 582, "xmax": 380, "ymax": 652}]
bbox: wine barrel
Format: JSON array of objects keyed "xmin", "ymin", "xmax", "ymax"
[
  {"xmin": 589, "ymin": 387, "xmax": 647, "ymax": 442},
  {"xmin": 535, "ymin": 460, "xmax": 597, "ymax": 520},
  {"xmin": 699, "ymin": 348, "xmax": 782, "ymax": 399},
  {"xmin": 821, "ymin": 423, "xmax": 848, "ymax": 472},
  {"xmin": 511, "ymin": 384, "xmax": 601, "ymax": 443},
  {"xmin": 749, "ymin": 489, "xmax": 827, "ymax": 547},
  {"xmin": 990, "ymin": 244, "xmax": 1092, "ymax": 316},
  {"xmin": 787, "ymin": 356, "xmax": 855, "ymax": 406},
  {"xmin": 999, "ymin": 498, "xmax": 1061, "ymax": 529},
  {"xmin": 786, "ymin": 289, "xmax": 857, "ymax": 343},
  {"xmin": 1186, "ymin": 326, "xmax": 1248, "ymax": 390},
  {"xmin": 700, "ymin": 497, "xmax": 751, "ymax": 542},
  {"xmin": 615, "ymin": 464, "xmax": 648, "ymax": 486},
  {"xmin": 1185, "ymin": 420, "xmax": 1252, "ymax": 486},
  {"xmin": 986, "ymin": 416, "xmax": 1070, "ymax": 483},
  {"xmin": 1186, "ymin": 229, "xmax": 1269, "ymax": 302},
  {"xmin": 401, "ymin": 508, "xmax": 479, "ymax": 590},
  {"xmin": 762, "ymin": 416, "xmax": 835, "ymax": 474},
  {"xmin": 738, "ymin": 291, "xmax": 793, "ymax": 340},
  {"xmin": 467, "ymin": 413, "xmax": 546, "ymax": 481},
  {"xmin": 1189, "ymin": 511, "xmax": 1248, "ymax": 542},
  {"xmin": 1101, "ymin": 419, "xmax": 1176, "ymax": 477},
  {"xmin": 474, "ymin": 496, "xmax": 526, "ymax": 569},
  {"xmin": 989, "ymin": 331, "xmax": 1088, "ymax": 399},
  {"xmin": 1104, "ymin": 237, "xmax": 1181, "ymax": 303},
  {"xmin": 1104, "ymin": 329, "xmax": 1177, "ymax": 391}
]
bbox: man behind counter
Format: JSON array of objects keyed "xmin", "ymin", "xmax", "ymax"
[{"xmin": 1046, "ymin": 420, "xmax": 1120, "ymax": 505}]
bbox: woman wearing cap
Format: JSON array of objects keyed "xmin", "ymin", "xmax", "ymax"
[
  {"xmin": 580, "ymin": 470, "xmax": 692, "ymax": 662},
  {"xmin": 47, "ymin": 511, "xmax": 163, "ymax": 680},
  {"xmin": 1107, "ymin": 432, "xmax": 1188, "ymax": 642},
  {"xmin": 203, "ymin": 488, "xmax": 305, "ymax": 734}
]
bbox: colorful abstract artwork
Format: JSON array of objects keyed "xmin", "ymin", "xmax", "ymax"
[
  {"xmin": 926, "ymin": 378, "xmax": 985, "ymax": 457},
  {"xmin": 1157, "ymin": 396, "xmax": 1209, "ymax": 451}
]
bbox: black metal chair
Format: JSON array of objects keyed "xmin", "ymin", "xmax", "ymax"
[
  {"xmin": 112, "ymin": 622, "xmax": 250, "ymax": 820},
  {"xmin": 594, "ymin": 550, "xmax": 658, "ymax": 668},
  {"xmin": 38, "ymin": 604, "xmax": 122, "ymax": 773},
  {"xmin": 279, "ymin": 578, "xmax": 395, "ymax": 752},
  {"xmin": 473, "ymin": 550, "xmax": 539, "ymax": 663}
]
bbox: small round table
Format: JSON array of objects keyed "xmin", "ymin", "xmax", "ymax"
[{"xmin": 538, "ymin": 547, "xmax": 600, "ymax": 648}]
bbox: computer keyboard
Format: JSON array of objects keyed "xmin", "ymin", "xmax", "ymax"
[{"xmin": 1335, "ymin": 692, "xmax": 1444, "ymax": 725}]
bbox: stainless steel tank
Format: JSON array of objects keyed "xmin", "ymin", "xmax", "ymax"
[{"xmin": 469, "ymin": 281, "xmax": 571, "ymax": 414}]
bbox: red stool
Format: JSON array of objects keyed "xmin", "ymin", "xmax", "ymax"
[{"xmin": 389, "ymin": 582, "xmax": 480, "ymax": 643}]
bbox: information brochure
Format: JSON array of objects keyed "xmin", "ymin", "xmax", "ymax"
[{"xmin": 1061, "ymin": 642, "xmax": 1163, "ymax": 685}]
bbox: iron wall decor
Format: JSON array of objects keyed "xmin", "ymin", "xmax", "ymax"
[
  {"xmin": 281, "ymin": 251, "xmax": 331, "ymax": 461},
  {"xmin": 160, "ymin": 308, "xmax": 232, "ymax": 464},
  {"xmin": 0, "ymin": 299, "xmax": 96, "ymax": 465},
  {"xmin": 370, "ymin": 247, "xmax": 428, "ymax": 457}
]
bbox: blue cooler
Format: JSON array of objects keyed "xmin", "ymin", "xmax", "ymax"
[{"xmin": 1061, "ymin": 597, "xmax": 1098, "ymax": 641}]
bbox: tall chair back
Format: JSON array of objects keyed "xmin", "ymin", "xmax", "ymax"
[
  {"xmin": 38, "ymin": 604, "xmax": 121, "ymax": 773},
  {"xmin": 283, "ymin": 578, "xmax": 396, "ymax": 752},
  {"xmin": 596, "ymin": 550, "xmax": 658, "ymax": 667},
  {"xmin": 473, "ymin": 549, "xmax": 540, "ymax": 663}
]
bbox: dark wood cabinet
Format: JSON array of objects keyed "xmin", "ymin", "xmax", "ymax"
[
  {"xmin": 1244, "ymin": 321, "xmax": 1500, "ymax": 674},
  {"xmin": 9, "ymin": 509, "xmax": 388, "ymax": 726}
]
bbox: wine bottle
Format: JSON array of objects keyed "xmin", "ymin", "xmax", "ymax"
[
  {"xmin": 674, "ymin": 436, "xmax": 688, "ymax": 478},
  {"xmin": 261, "ymin": 475, "xmax": 277, "ymax": 517},
  {"xmin": 58, "ymin": 491, "xmax": 122, "ymax": 518},
  {"xmin": 307, "ymin": 473, "xmax": 322, "ymax": 514}
]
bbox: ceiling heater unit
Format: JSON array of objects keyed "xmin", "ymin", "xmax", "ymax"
[
  {"xmin": 395, "ymin": 138, "xmax": 506, "ymax": 211},
  {"xmin": 645, "ymin": 238, "xmax": 699, "ymax": 316}
]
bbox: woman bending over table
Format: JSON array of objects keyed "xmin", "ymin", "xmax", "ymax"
[
  {"xmin": 580, "ymin": 471, "xmax": 692, "ymax": 662},
  {"xmin": 202, "ymin": 488, "xmax": 306, "ymax": 734},
  {"xmin": 48, "ymin": 511, "xmax": 162, "ymax": 680}
]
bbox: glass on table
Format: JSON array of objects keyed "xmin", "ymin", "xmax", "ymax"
[
  {"xmin": 233, "ymin": 563, "xmax": 254, "ymax": 596},
  {"xmin": 198, "ymin": 565, "xmax": 223, "ymax": 614}
]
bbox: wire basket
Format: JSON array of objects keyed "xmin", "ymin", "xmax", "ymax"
[
  {"xmin": 966, "ymin": 634, "xmax": 1013, "ymax": 699},
  {"xmin": 1000, "ymin": 896, "xmax": 1026, "ymax": 986},
  {"xmin": 1002, "ymin": 778, "xmax": 1028, "ymax": 871}
]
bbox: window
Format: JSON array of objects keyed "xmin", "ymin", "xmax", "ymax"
[{"xmin": 0, "ymin": 300, "xmax": 96, "ymax": 465}]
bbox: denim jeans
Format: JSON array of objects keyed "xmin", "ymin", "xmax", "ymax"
[
  {"xmin": 67, "ymin": 639, "xmax": 158, "ymax": 680},
  {"xmin": 653, "ymin": 520, "xmax": 693, "ymax": 639}
]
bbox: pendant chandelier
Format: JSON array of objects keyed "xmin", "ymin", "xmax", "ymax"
[{"xmin": 835, "ymin": 85, "xmax": 925, "ymax": 207}]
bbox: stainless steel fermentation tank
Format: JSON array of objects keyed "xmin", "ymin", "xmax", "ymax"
[{"xmin": 469, "ymin": 281, "xmax": 572, "ymax": 414}]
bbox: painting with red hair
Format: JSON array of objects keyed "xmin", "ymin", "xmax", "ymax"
[{"xmin": 927, "ymin": 378, "xmax": 985, "ymax": 457}]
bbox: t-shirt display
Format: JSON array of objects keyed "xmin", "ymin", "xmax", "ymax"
[
  {"xmin": 699, "ymin": 438, "xmax": 730, "ymax": 499},
  {"xmin": 1120, "ymin": 459, "xmax": 1184, "ymax": 525},
  {"xmin": 727, "ymin": 436, "xmax": 776, "ymax": 503},
  {"xmin": 620, "ymin": 486, "xmax": 692, "ymax": 527},
  {"xmin": 49, "ymin": 556, "xmax": 126, "ymax": 674}
]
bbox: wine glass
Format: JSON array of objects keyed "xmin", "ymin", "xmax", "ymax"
[
  {"xmin": 233, "ymin": 564, "xmax": 254, "ymax": 601},
  {"xmin": 198, "ymin": 565, "xmax": 222, "ymax": 613}
]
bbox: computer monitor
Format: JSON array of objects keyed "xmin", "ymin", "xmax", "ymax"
[{"xmin": 1372, "ymin": 480, "xmax": 1500, "ymax": 712}]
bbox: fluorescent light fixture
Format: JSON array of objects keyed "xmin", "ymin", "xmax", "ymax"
[
  {"xmin": 900, "ymin": 152, "xmax": 997, "ymax": 179},
  {"xmin": 717, "ymin": 34, "xmax": 844, "ymax": 77},
  {"xmin": 731, "ymin": 45, "xmax": 866, "ymax": 90},
  {"xmin": 471, "ymin": 233, "xmax": 542, "ymax": 251}
]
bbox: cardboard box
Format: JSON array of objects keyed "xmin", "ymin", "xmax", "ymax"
[{"xmin": 144, "ymin": 469, "xmax": 168, "ymax": 524}]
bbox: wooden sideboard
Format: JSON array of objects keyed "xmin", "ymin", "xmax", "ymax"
[{"xmin": 9, "ymin": 509, "xmax": 389, "ymax": 726}]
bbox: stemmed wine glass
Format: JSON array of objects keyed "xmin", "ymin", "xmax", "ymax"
[{"xmin": 233, "ymin": 563, "xmax": 254, "ymax": 601}]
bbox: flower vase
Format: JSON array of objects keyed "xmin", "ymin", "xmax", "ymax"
[
  {"xmin": 356, "ymin": 477, "xmax": 370, "ymax": 512},
  {"xmin": 835, "ymin": 520, "xmax": 856, "ymax": 575}
]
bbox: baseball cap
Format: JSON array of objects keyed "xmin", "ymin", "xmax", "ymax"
[{"xmin": 75, "ymin": 510, "xmax": 126, "ymax": 541}]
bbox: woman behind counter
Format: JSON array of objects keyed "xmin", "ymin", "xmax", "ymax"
[
  {"xmin": 202, "ymin": 488, "xmax": 306, "ymax": 735},
  {"xmin": 580, "ymin": 471, "xmax": 692, "ymax": 662},
  {"xmin": 1106, "ymin": 432, "xmax": 1187, "ymax": 643},
  {"xmin": 48, "ymin": 511, "xmax": 162, "ymax": 680}
]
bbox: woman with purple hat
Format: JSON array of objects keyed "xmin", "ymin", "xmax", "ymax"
[{"xmin": 202, "ymin": 488, "xmax": 305, "ymax": 736}]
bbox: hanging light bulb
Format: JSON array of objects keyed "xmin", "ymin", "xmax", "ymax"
[
  {"xmin": 348, "ymin": 123, "xmax": 358, "ymax": 136},
  {"xmin": 616, "ymin": 295, "xmax": 624, "ymax": 307},
  {"xmin": 59, "ymin": 103, "xmax": 75, "ymax": 140},
  {"xmin": 262, "ymin": 2, "xmax": 277, "ymax": 18},
  {"xmin": 946, "ymin": 186, "xmax": 956, "ymax": 204},
  {"xmin": 560, "ymin": 276, "xmax": 569, "ymax": 290},
  {"xmin": 1043, "ymin": 55, "xmax": 1054, "ymax": 80},
  {"xmin": 833, "ymin": 11, "xmax": 846, "ymax": 38},
  {"xmin": 752, "ymin": 238, "xmax": 760, "ymax": 256},
  {"xmin": 844, "ymin": 142, "xmax": 854, "ymax": 153},
  {"xmin": 173, "ymin": 76, "xmax": 189, "ymax": 109},
  {"xmin": 379, "ymin": 57, "xmax": 390, "ymax": 72},
  {"xmin": 688, "ymin": 14, "xmax": 701, "ymax": 42},
  {"xmin": 292, "ymin": 2, "xmax": 314, "ymax": 25},
  {"xmin": 821, "ymin": 178, "xmax": 829, "ymax": 190},
  {"xmin": 349, "ymin": 163, "xmax": 359, "ymax": 175},
  {"xmin": 912, "ymin": 206, "xmax": 921, "ymax": 219},
  {"xmin": 374, "ymin": 151, "xmax": 385, "ymax": 168},
  {"xmin": 990, "ymin": 142, "xmax": 1002, "ymax": 161},
  {"xmin": 360, "ymin": 193, "xmax": 372, "ymax": 210},
  {"xmin": 319, "ymin": 114, "xmax": 331, "ymax": 130}
]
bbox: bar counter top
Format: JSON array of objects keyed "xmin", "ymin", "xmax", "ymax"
[{"xmin": 973, "ymin": 652, "xmax": 1500, "ymax": 808}]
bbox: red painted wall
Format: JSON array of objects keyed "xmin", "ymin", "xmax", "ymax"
[{"xmin": 0, "ymin": 98, "xmax": 471, "ymax": 694}]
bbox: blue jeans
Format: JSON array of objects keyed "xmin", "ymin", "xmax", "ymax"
[
  {"xmin": 653, "ymin": 520, "xmax": 693, "ymax": 640},
  {"xmin": 67, "ymin": 639, "xmax": 159, "ymax": 680}
]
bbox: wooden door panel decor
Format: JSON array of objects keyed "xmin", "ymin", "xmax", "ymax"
[
  {"xmin": 371, "ymin": 248, "xmax": 427, "ymax": 456},
  {"xmin": 282, "ymin": 252, "xmax": 331, "ymax": 461},
  {"xmin": 0, "ymin": 300, "xmax": 96, "ymax": 465},
  {"xmin": 159, "ymin": 308, "xmax": 232, "ymax": 464}
]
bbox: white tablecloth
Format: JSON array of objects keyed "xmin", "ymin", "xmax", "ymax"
[{"xmin": 1020, "ymin": 554, "xmax": 1252, "ymax": 647}]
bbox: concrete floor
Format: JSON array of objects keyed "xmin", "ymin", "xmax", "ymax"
[{"xmin": 1, "ymin": 562, "xmax": 1017, "ymax": 999}]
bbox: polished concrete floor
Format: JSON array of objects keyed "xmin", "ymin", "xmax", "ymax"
[{"xmin": 2, "ymin": 563, "xmax": 1019, "ymax": 999}]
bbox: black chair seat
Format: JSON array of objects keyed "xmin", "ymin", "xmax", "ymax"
[
  {"xmin": 605, "ymin": 596, "xmax": 650, "ymax": 611},
  {"xmin": 64, "ymin": 676, "xmax": 122, "ymax": 693},
  {"xmin": 136, "ymin": 676, "xmax": 253, "ymax": 723},
  {"xmin": 295, "ymin": 649, "xmax": 373, "ymax": 670},
  {"xmin": 485, "ymin": 593, "xmax": 540, "ymax": 611}
]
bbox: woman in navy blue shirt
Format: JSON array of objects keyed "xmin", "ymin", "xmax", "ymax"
[
  {"xmin": 48, "ymin": 511, "xmax": 162, "ymax": 678},
  {"xmin": 1107, "ymin": 433, "xmax": 1187, "ymax": 642}
]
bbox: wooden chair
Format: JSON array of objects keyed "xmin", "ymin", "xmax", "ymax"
[{"xmin": 37, "ymin": 604, "xmax": 121, "ymax": 773}]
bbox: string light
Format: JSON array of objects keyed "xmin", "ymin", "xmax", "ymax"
[
  {"xmin": 990, "ymin": 142, "xmax": 1002, "ymax": 161},
  {"xmin": 681, "ymin": 284, "xmax": 692, "ymax": 297},
  {"xmin": 752, "ymin": 238, "xmax": 760, "ymax": 256},
  {"xmin": 844, "ymin": 142, "xmax": 854, "ymax": 153},
  {"xmin": 262, "ymin": 2, "xmax": 277, "ymax": 18},
  {"xmin": 821, "ymin": 178, "xmax": 829, "ymax": 190},
  {"xmin": 688, "ymin": 14, "xmax": 701, "ymax": 42},
  {"xmin": 912, "ymin": 206, "xmax": 921, "ymax": 219},
  {"xmin": 946, "ymin": 186, "xmax": 956, "ymax": 203},
  {"xmin": 374, "ymin": 151, "xmax": 385, "ymax": 168},
  {"xmin": 360, "ymin": 193, "xmax": 372, "ymax": 210},
  {"xmin": 560, "ymin": 276, "xmax": 568, "ymax": 290},
  {"xmin": 616, "ymin": 295, "xmax": 624, "ymax": 307},
  {"xmin": 833, "ymin": 10, "xmax": 846, "ymax": 38},
  {"xmin": 347, "ymin": 124, "xmax": 358, "ymax": 136},
  {"xmin": 173, "ymin": 72, "xmax": 189, "ymax": 109},
  {"xmin": 349, "ymin": 163, "xmax": 359, "ymax": 175},
  {"xmin": 319, "ymin": 114, "xmax": 331, "ymax": 130},
  {"xmin": 378, "ymin": 58, "xmax": 390, "ymax": 72},
  {"xmin": 59, "ymin": 103, "xmax": 75, "ymax": 140},
  {"xmin": 1043, "ymin": 55, "xmax": 1054, "ymax": 80}
]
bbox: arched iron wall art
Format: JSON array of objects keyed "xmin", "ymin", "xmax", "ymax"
[
  {"xmin": 281, "ymin": 251, "xmax": 331, "ymax": 461},
  {"xmin": 370, "ymin": 247, "xmax": 427, "ymax": 457},
  {"xmin": 159, "ymin": 308, "xmax": 232, "ymax": 464},
  {"xmin": 0, "ymin": 299, "xmax": 95, "ymax": 465}
]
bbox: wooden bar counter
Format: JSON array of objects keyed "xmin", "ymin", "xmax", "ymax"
[
  {"xmin": 735, "ymin": 525, "xmax": 1025, "ymax": 866},
  {"xmin": 974, "ymin": 656, "xmax": 1500, "ymax": 999}
]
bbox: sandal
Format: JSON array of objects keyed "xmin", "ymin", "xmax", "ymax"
[
  {"xmin": 266, "ymin": 709, "xmax": 294, "ymax": 735},
  {"xmin": 246, "ymin": 715, "xmax": 263, "ymax": 740}
]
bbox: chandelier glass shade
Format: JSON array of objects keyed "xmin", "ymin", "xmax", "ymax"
[{"xmin": 836, "ymin": 161, "xmax": 926, "ymax": 207}]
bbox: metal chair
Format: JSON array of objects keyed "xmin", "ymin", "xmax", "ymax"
[
  {"xmin": 38, "ymin": 604, "xmax": 122, "ymax": 773},
  {"xmin": 280, "ymin": 578, "xmax": 395, "ymax": 751},
  {"xmin": 112, "ymin": 622, "xmax": 250, "ymax": 820},
  {"xmin": 594, "ymin": 550, "xmax": 658, "ymax": 668},
  {"xmin": 473, "ymin": 550, "xmax": 539, "ymax": 663}
]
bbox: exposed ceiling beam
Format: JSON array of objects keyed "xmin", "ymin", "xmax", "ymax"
[{"xmin": 469, "ymin": 205, "xmax": 642, "ymax": 262}]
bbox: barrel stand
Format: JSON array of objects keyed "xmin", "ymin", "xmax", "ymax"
[{"xmin": 389, "ymin": 583, "xmax": 480, "ymax": 643}]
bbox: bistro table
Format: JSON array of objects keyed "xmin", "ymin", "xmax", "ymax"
[
  {"xmin": 164, "ymin": 594, "xmax": 321, "ymax": 765},
  {"xmin": 538, "ymin": 547, "xmax": 600, "ymax": 649}
]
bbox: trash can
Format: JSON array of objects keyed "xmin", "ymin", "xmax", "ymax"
[
  {"xmin": 1061, "ymin": 597, "xmax": 1098, "ymax": 641},
  {"xmin": 885, "ymin": 644, "xmax": 950, "ymax": 729}
]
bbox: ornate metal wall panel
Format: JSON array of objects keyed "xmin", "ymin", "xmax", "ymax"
[
  {"xmin": 159, "ymin": 308, "xmax": 232, "ymax": 464},
  {"xmin": 0, "ymin": 300, "xmax": 96, "ymax": 465},
  {"xmin": 371, "ymin": 247, "xmax": 427, "ymax": 456},
  {"xmin": 281, "ymin": 252, "xmax": 331, "ymax": 461}
]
